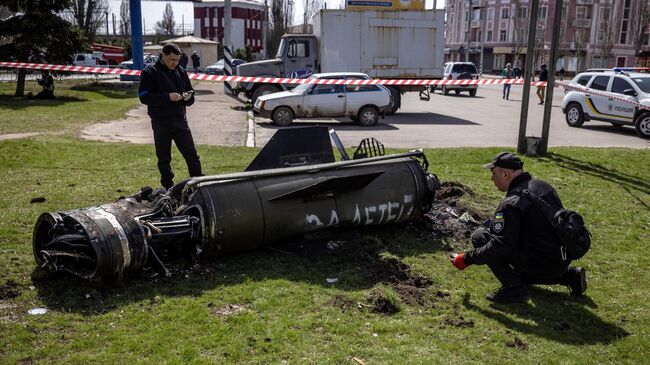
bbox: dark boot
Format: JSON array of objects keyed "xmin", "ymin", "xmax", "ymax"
[
  {"xmin": 564, "ymin": 267, "xmax": 587, "ymax": 297},
  {"xmin": 486, "ymin": 285, "xmax": 529, "ymax": 304}
]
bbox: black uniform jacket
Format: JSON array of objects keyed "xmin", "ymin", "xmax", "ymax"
[
  {"xmin": 138, "ymin": 59, "xmax": 194, "ymax": 123},
  {"xmin": 464, "ymin": 173, "xmax": 565, "ymax": 267}
]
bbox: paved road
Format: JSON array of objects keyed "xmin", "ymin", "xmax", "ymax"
[{"xmin": 253, "ymin": 83, "xmax": 649, "ymax": 149}]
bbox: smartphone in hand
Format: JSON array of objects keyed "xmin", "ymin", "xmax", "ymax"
[{"xmin": 182, "ymin": 90, "xmax": 194, "ymax": 101}]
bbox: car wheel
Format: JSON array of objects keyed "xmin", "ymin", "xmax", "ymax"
[
  {"xmin": 635, "ymin": 112, "xmax": 650, "ymax": 139},
  {"xmin": 252, "ymin": 85, "xmax": 281, "ymax": 104},
  {"xmin": 469, "ymin": 89, "xmax": 477, "ymax": 97},
  {"xmin": 565, "ymin": 103, "xmax": 585, "ymax": 127},
  {"xmin": 357, "ymin": 106, "xmax": 379, "ymax": 126},
  {"xmin": 272, "ymin": 107, "xmax": 294, "ymax": 126},
  {"xmin": 442, "ymin": 86, "xmax": 450, "ymax": 95}
]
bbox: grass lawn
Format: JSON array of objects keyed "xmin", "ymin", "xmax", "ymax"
[
  {"xmin": 0, "ymin": 79, "xmax": 139, "ymax": 136},
  {"xmin": 0, "ymin": 80, "xmax": 649, "ymax": 364}
]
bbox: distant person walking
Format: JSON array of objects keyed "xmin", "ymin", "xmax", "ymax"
[
  {"xmin": 502, "ymin": 63, "xmax": 514, "ymax": 100},
  {"xmin": 513, "ymin": 65, "xmax": 521, "ymax": 79},
  {"xmin": 191, "ymin": 51, "xmax": 200, "ymax": 73},
  {"xmin": 537, "ymin": 64, "xmax": 548, "ymax": 105},
  {"xmin": 559, "ymin": 67, "xmax": 566, "ymax": 81},
  {"xmin": 180, "ymin": 52, "xmax": 189, "ymax": 69}
]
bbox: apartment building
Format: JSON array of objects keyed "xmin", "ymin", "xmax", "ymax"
[
  {"xmin": 193, "ymin": 0, "xmax": 265, "ymax": 52},
  {"xmin": 444, "ymin": 0, "xmax": 648, "ymax": 74}
]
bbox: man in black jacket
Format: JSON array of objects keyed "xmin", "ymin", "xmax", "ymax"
[
  {"xmin": 450, "ymin": 152, "xmax": 587, "ymax": 304},
  {"xmin": 139, "ymin": 43, "xmax": 203, "ymax": 190}
]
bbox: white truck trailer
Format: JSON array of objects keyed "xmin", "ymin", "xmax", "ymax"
[{"xmin": 234, "ymin": 9, "xmax": 445, "ymax": 114}]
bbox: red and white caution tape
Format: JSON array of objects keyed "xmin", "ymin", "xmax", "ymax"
[
  {"xmin": 0, "ymin": 61, "xmax": 548, "ymax": 86},
  {"xmin": 3, "ymin": 61, "xmax": 649, "ymax": 111}
]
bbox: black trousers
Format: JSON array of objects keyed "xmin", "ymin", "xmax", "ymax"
[
  {"xmin": 471, "ymin": 227, "xmax": 570, "ymax": 287},
  {"xmin": 152, "ymin": 119, "xmax": 203, "ymax": 189}
]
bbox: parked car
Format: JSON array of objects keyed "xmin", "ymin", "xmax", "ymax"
[
  {"xmin": 435, "ymin": 62, "xmax": 479, "ymax": 96},
  {"xmin": 253, "ymin": 72, "xmax": 393, "ymax": 127},
  {"xmin": 562, "ymin": 68, "xmax": 650, "ymax": 138},
  {"xmin": 73, "ymin": 53, "xmax": 108, "ymax": 67},
  {"xmin": 205, "ymin": 58, "xmax": 247, "ymax": 75},
  {"xmin": 120, "ymin": 55, "xmax": 158, "ymax": 69}
]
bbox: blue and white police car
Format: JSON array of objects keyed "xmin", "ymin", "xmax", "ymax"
[{"xmin": 561, "ymin": 68, "xmax": 650, "ymax": 138}]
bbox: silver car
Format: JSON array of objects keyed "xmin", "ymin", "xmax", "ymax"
[{"xmin": 253, "ymin": 72, "xmax": 393, "ymax": 127}]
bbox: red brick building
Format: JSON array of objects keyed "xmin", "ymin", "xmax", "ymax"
[{"xmin": 193, "ymin": 0, "xmax": 265, "ymax": 52}]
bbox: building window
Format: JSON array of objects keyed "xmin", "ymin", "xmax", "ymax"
[
  {"xmin": 576, "ymin": 6, "xmax": 590, "ymax": 19},
  {"xmin": 539, "ymin": 6, "xmax": 547, "ymax": 19},
  {"xmin": 495, "ymin": 54, "xmax": 505, "ymax": 70},
  {"xmin": 517, "ymin": 6, "xmax": 527, "ymax": 18},
  {"xmin": 487, "ymin": 30, "xmax": 493, "ymax": 42},
  {"xmin": 499, "ymin": 30, "xmax": 507, "ymax": 42},
  {"xmin": 478, "ymin": 30, "xmax": 482, "ymax": 42},
  {"xmin": 501, "ymin": 7, "xmax": 509, "ymax": 19},
  {"xmin": 487, "ymin": 8, "xmax": 494, "ymax": 21},
  {"xmin": 620, "ymin": 0, "xmax": 631, "ymax": 45}
]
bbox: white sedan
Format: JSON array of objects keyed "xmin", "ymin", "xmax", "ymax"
[{"xmin": 253, "ymin": 72, "xmax": 393, "ymax": 127}]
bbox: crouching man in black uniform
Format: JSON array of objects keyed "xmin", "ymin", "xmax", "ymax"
[
  {"xmin": 450, "ymin": 152, "xmax": 587, "ymax": 304},
  {"xmin": 139, "ymin": 43, "xmax": 203, "ymax": 190}
]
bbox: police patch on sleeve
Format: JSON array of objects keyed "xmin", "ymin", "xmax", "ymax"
[{"xmin": 492, "ymin": 212, "xmax": 505, "ymax": 233}]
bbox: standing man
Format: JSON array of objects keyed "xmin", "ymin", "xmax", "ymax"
[
  {"xmin": 180, "ymin": 52, "xmax": 189, "ymax": 70},
  {"xmin": 450, "ymin": 152, "xmax": 587, "ymax": 304},
  {"xmin": 502, "ymin": 63, "xmax": 513, "ymax": 100},
  {"xmin": 191, "ymin": 51, "xmax": 201, "ymax": 73},
  {"xmin": 536, "ymin": 64, "xmax": 548, "ymax": 105},
  {"xmin": 139, "ymin": 43, "xmax": 203, "ymax": 190},
  {"xmin": 559, "ymin": 67, "xmax": 566, "ymax": 81}
]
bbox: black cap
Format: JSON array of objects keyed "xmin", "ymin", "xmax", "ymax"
[{"xmin": 482, "ymin": 152, "xmax": 524, "ymax": 170}]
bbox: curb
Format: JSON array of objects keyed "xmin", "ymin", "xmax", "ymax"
[{"xmin": 246, "ymin": 110, "xmax": 255, "ymax": 147}]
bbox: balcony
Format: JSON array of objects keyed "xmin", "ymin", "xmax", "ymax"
[
  {"xmin": 573, "ymin": 18, "xmax": 592, "ymax": 28},
  {"xmin": 576, "ymin": 0, "xmax": 592, "ymax": 4},
  {"xmin": 471, "ymin": 0, "xmax": 485, "ymax": 7},
  {"xmin": 471, "ymin": 20, "xmax": 482, "ymax": 28}
]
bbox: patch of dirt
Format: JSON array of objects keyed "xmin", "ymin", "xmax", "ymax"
[
  {"xmin": 330, "ymin": 294, "xmax": 357, "ymax": 311},
  {"xmin": 442, "ymin": 316, "xmax": 475, "ymax": 328},
  {"xmin": 0, "ymin": 280, "xmax": 21, "ymax": 300},
  {"xmin": 365, "ymin": 288, "xmax": 400, "ymax": 315},
  {"xmin": 208, "ymin": 303, "xmax": 249, "ymax": 317},
  {"xmin": 506, "ymin": 336, "xmax": 529, "ymax": 350},
  {"xmin": 407, "ymin": 181, "xmax": 489, "ymax": 251},
  {"xmin": 30, "ymin": 197, "xmax": 47, "ymax": 204}
]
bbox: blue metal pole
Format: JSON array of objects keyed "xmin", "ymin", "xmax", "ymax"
[{"xmin": 130, "ymin": 0, "xmax": 144, "ymax": 70}]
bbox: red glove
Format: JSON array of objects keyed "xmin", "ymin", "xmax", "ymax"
[{"xmin": 451, "ymin": 253, "xmax": 468, "ymax": 270}]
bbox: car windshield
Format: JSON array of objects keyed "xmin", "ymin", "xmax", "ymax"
[
  {"xmin": 631, "ymin": 77, "xmax": 650, "ymax": 93},
  {"xmin": 452, "ymin": 64, "xmax": 477, "ymax": 73},
  {"xmin": 275, "ymin": 39, "xmax": 286, "ymax": 58},
  {"xmin": 291, "ymin": 82, "xmax": 312, "ymax": 94}
]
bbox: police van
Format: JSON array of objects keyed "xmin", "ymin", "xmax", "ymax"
[{"xmin": 561, "ymin": 68, "xmax": 650, "ymax": 138}]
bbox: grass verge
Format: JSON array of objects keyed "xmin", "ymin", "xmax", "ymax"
[
  {"xmin": 0, "ymin": 79, "xmax": 139, "ymax": 136},
  {"xmin": 1, "ymin": 136, "xmax": 648, "ymax": 364}
]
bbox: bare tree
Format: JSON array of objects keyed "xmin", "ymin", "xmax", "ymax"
[
  {"xmin": 63, "ymin": 0, "xmax": 109, "ymax": 43},
  {"xmin": 302, "ymin": 0, "xmax": 322, "ymax": 33},
  {"xmin": 597, "ymin": 5, "xmax": 615, "ymax": 68},
  {"xmin": 154, "ymin": 3, "xmax": 176, "ymax": 36},
  {"xmin": 512, "ymin": 1, "xmax": 528, "ymax": 68},
  {"xmin": 119, "ymin": 0, "xmax": 130, "ymax": 37},
  {"xmin": 632, "ymin": 0, "xmax": 650, "ymax": 58},
  {"xmin": 574, "ymin": 29, "xmax": 587, "ymax": 71},
  {"xmin": 266, "ymin": 0, "xmax": 293, "ymax": 57}
]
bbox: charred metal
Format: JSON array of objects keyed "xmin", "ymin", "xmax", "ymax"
[{"xmin": 33, "ymin": 127, "xmax": 440, "ymax": 282}]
